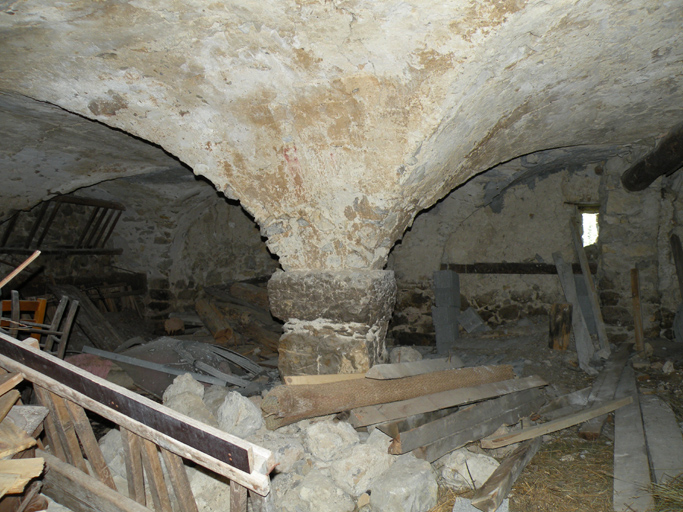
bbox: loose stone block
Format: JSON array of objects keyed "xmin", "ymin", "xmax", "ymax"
[
  {"xmin": 282, "ymin": 469, "xmax": 355, "ymax": 512},
  {"xmin": 217, "ymin": 391, "xmax": 264, "ymax": 438},
  {"xmin": 330, "ymin": 443, "xmax": 395, "ymax": 496},
  {"xmin": 304, "ymin": 420, "xmax": 360, "ymax": 462},
  {"xmin": 369, "ymin": 454, "xmax": 437, "ymax": 512}
]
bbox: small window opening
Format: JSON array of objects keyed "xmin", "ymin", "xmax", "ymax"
[{"xmin": 581, "ymin": 210, "xmax": 599, "ymax": 247}]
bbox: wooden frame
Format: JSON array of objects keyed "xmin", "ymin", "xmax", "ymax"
[{"xmin": 0, "ymin": 332, "xmax": 274, "ymax": 499}]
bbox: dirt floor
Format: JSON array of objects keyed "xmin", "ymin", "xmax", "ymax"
[{"xmin": 427, "ymin": 317, "xmax": 683, "ymax": 512}]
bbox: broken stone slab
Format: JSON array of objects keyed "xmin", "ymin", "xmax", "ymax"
[
  {"xmin": 439, "ymin": 448, "xmax": 500, "ymax": 491},
  {"xmin": 304, "ymin": 420, "xmax": 360, "ymax": 462},
  {"xmin": 217, "ymin": 391, "xmax": 264, "ymax": 438},
  {"xmin": 282, "ymin": 468, "xmax": 355, "ymax": 512},
  {"xmin": 368, "ymin": 454, "xmax": 438, "ymax": 512},
  {"xmin": 330, "ymin": 442, "xmax": 395, "ymax": 496}
]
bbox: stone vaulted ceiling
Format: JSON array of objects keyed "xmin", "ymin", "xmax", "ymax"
[{"xmin": 1, "ymin": 0, "xmax": 682, "ymax": 270}]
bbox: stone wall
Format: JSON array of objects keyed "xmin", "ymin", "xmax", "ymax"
[{"xmin": 387, "ymin": 145, "xmax": 680, "ymax": 345}]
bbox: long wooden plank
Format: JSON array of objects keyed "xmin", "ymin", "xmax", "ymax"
[
  {"xmin": 471, "ymin": 438, "xmax": 542, "ymax": 512},
  {"xmin": 140, "ymin": 438, "xmax": 173, "ymax": 512},
  {"xmin": 160, "ymin": 449, "xmax": 199, "ymax": 512},
  {"xmin": 263, "ymin": 365, "xmax": 516, "ymax": 429},
  {"xmin": 640, "ymin": 394, "xmax": 683, "ymax": 485},
  {"xmin": 65, "ymin": 400, "xmax": 117, "ymax": 490},
  {"xmin": 349, "ymin": 375, "xmax": 547, "ymax": 428},
  {"xmin": 375, "ymin": 406, "xmax": 460, "ymax": 440},
  {"xmin": 284, "ymin": 373, "xmax": 366, "ymax": 385},
  {"xmin": 0, "ymin": 388, "xmax": 20, "ymax": 422},
  {"xmin": 390, "ymin": 389, "xmax": 543, "ymax": 455},
  {"xmin": 440, "ymin": 262, "xmax": 596, "ymax": 275},
  {"xmin": 120, "ymin": 428, "xmax": 145, "ymax": 506},
  {"xmin": 365, "ymin": 357, "xmax": 464, "ymax": 380},
  {"xmin": 0, "ymin": 371, "xmax": 22, "ymax": 396},
  {"xmin": 412, "ymin": 395, "xmax": 546, "ymax": 463},
  {"xmin": 570, "ymin": 219, "xmax": 610, "ymax": 353},
  {"xmin": 553, "ymin": 252, "xmax": 597, "ymax": 374},
  {"xmin": 39, "ymin": 449, "xmax": 152, "ymax": 512},
  {"xmin": 613, "ymin": 366, "xmax": 653, "ymax": 511},
  {"xmin": 481, "ymin": 396, "xmax": 632, "ymax": 449},
  {"xmin": 0, "ymin": 332, "xmax": 272, "ymax": 495},
  {"xmin": 579, "ymin": 347, "xmax": 629, "ymax": 440}
]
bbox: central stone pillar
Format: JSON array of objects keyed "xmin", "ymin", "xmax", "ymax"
[{"xmin": 268, "ymin": 270, "xmax": 397, "ymax": 376}]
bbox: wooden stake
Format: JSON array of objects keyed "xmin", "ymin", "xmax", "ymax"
[
  {"xmin": 0, "ymin": 250, "xmax": 40, "ymax": 290},
  {"xmin": 548, "ymin": 303, "xmax": 572, "ymax": 351}
]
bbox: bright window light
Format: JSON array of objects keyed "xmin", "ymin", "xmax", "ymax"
[{"xmin": 582, "ymin": 212, "xmax": 599, "ymax": 246}]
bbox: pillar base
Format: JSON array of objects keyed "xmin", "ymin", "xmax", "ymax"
[{"xmin": 268, "ymin": 270, "xmax": 396, "ymax": 376}]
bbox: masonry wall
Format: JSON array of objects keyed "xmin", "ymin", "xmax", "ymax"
[{"xmin": 387, "ymin": 146, "xmax": 677, "ymax": 346}]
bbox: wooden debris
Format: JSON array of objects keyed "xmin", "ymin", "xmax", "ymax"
[
  {"xmin": 6, "ymin": 405, "xmax": 49, "ymax": 437},
  {"xmin": 391, "ymin": 388, "xmax": 543, "ymax": 455},
  {"xmin": 365, "ymin": 356, "xmax": 464, "ymax": 380},
  {"xmin": 640, "ymin": 394, "xmax": 683, "ymax": 485},
  {"xmin": 548, "ymin": 303, "xmax": 572, "ymax": 351},
  {"xmin": 50, "ymin": 284, "xmax": 124, "ymax": 352},
  {"xmin": 412, "ymin": 391, "xmax": 545, "ymax": 463},
  {"xmin": 39, "ymin": 449, "xmax": 150, "ymax": 512},
  {"xmin": 0, "ymin": 371, "xmax": 23, "ymax": 396},
  {"xmin": 0, "ymin": 458, "xmax": 44, "ymax": 498},
  {"xmin": 0, "ymin": 388, "xmax": 20, "ymax": 422},
  {"xmin": 229, "ymin": 282, "xmax": 270, "ymax": 311},
  {"xmin": 471, "ymin": 437, "xmax": 542, "ymax": 512},
  {"xmin": 262, "ymin": 365, "xmax": 516, "ymax": 429},
  {"xmin": 578, "ymin": 346, "xmax": 629, "ymax": 440},
  {"xmin": 375, "ymin": 406, "xmax": 460, "ymax": 439},
  {"xmin": 613, "ymin": 366, "xmax": 653, "ymax": 511},
  {"xmin": 538, "ymin": 387, "xmax": 590, "ymax": 420},
  {"xmin": 0, "ymin": 418, "xmax": 37, "ymax": 459},
  {"xmin": 481, "ymin": 396, "xmax": 632, "ymax": 449},
  {"xmin": 284, "ymin": 373, "xmax": 366, "ymax": 385},
  {"xmin": 349, "ymin": 375, "xmax": 547, "ymax": 428},
  {"xmin": 0, "ymin": 250, "xmax": 41, "ymax": 290}
]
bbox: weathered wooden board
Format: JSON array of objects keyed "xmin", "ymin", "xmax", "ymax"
[
  {"xmin": 412, "ymin": 395, "xmax": 545, "ymax": 463},
  {"xmin": 579, "ymin": 347, "xmax": 629, "ymax": 440},
  {"xmin": 640, "ymin": 394, "xmax": 683, "ymax": 485},
  {"xmin": 365, "ymin": 357, "xmax": 464, "ymax": 380},
  {"xmin": 40, "ymin": 449, "xmax": 152, "ymax": 512},
  {"xmin": 613, "ymin": 366, "xmax": 653, "ymax": 512},
  {"xmin": 349, "ymin": 376, "xmax": 547, "ymax": 428},
  {"xmin": 263, "ymin": 365, "xmax": 516, "ymax": 429},
  {"xmin": 471, "ymin": 438, "xmax": 541, "ymax": 512},
  {"xmin": 0, "ymin": 458, "xmax": 44, "ymax": 498},
  {"xmin": 0, "ymin": 332, "xmax": 272, "ymax": 495},
  {"xmin": 553, "ymin": 252, "xmax": 596, "ymax": 374},
  {"xmin": 570, "ymin": 219, "xmax": 609, "ymax": 353},
  {"xmin": 391, "ymin": 389, "xmax": 543, "ymax": 455},
  {"xmin": 481, "ymin": 396, "xmax": 632, "ymax": 449},
  {"xmin": 284, "ymin": 373, "xmax": 366, "ymax": 385}
]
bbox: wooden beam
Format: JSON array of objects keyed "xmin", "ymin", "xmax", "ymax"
[
  {"xmin": 412, "ymin": 394, "xmax": 545, "ymax": 463},
  {"xmin": 0, "ymin": 332, "xmax": 273, "ymax": 495},
  {"xmin": 262, "ymin": 365, "xmax": 517, "ymax": 429},
  {"xmin": 0, "ymin": 372, "xmax": 23, "ymax": 396},
  {"xmin": 390, "ymin": 389, "xmax": 543, "ymax": 455},
  {"xmin": 579, "ymin": 346, "xmax": 629, "ymax": 440},
  {"xmin": 553, "ymin": 252, "xmax": 597, "ymax": 374},
  {"xmin": 348, "ymin": 375, "xmax": 547, "ymax": 428},
  {"xmin": 140, "ymin": 438, "xmax": 173, "ymax": 512},
  {"xmin": 283, "ymin": 373, "xmax": 366, "ymax": 386},
  {"xmin": 440, "ymin": 262, "xmax": 596, "ymax": 275},
  {"xmin": 471, "ymin": 438, "xmax": 541, "ymax": 512},
  {"xmin": 613, "ymin": 366, "xmax": 653, "ymax": 511},
  {"xmin": 640, "ymin": 394, "xmax": 683, "ymax": 485},
  {"xmin": 621, "ymin": 122, "xmax": 683, "ymax": 191},
  {"xmin": 481, "ymin": 396, "xmax": 632, "ymax": 449},
  {"xmin": 39, "ymin": 449, "xmax": 152, "ymax": 512},
  {"xmin": 160, "ymin": 449, "xmax": 199, "ymax": 512},
  {"xmin": 120, "ymin": 428, "xmax": 145, "ymax": 506},
  {"xmin": 570, "ymin": 218, "xmax": 610, "ymax": 354}
]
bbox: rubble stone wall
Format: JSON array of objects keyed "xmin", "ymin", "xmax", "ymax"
[{"xmin": 387, "ymin": 146, "xmax": 679, "ymax": 345}]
